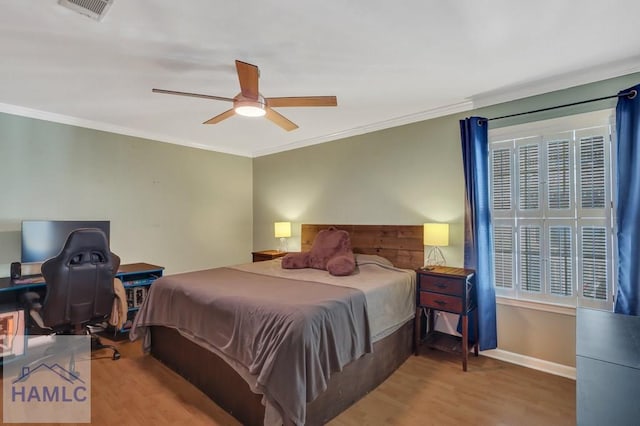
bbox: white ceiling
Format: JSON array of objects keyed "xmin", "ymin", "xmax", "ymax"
[{"xmin": 1, "ymin": 1, "xmax": 640, "ymax": 158}]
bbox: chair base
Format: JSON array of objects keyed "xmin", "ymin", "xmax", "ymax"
[
  {"xmin": 22, "ymin": 309, "xmax": 121, "ymax": 360},
  {"xmin": 90, "ymin": 334, "xmax": 121, "ymax": 360}
]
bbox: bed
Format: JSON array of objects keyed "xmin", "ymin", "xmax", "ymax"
[{"xmin": 130, "ymin": 224, "xmax": 423, "ymax": 425}]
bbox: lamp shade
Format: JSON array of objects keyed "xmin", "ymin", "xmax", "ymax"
[
  {"xmin": 274, "ymin": 222, "xmax": 291, "ymax": 238},
  {"xmin": 423, "ymin": 223, "xmax": 449, "ymax": 246}
]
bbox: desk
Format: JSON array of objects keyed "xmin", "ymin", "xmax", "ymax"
[
  {"xmin": 0, "ymin": 263, "xmax": 164, "ymax": 365},
  {"xmin": 0, "ymin": 262, "xmax": 162, "ymax": 292},
  {"xmin": 0, "ymin": 276, "xmax": 46, "ymax": 293},
  {"xmin": 0, "ymin": 262, "xmax": 164, "ymax": 316},
  {"xmin": 577, "ymin": 308, "xmax": 640, "ymax": 426}
]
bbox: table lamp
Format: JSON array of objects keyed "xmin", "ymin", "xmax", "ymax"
[
  {"xmin": 274, "ymin": 222, "xmax": 291, "ymax": 252},
  {"xmin": 423, "ymin": 223, "xmax": 449, "ymax": 268}
]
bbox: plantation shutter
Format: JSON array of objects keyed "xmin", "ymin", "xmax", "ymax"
[
  {"xmin": 518, "ymin": 224, "xmax": 542, "ymax": 293},
  {"xmin": 517, "ymin": 143, "xmax": 541, "ymax": 214},
  {"xmin": 578, "ymin": 225, "xmax": 608, "ymax": 301},
  {"xmin": 491, "ymin": 147, "xmax": 512, "ymax": 213},
  {"xmin": 493, "ymin": 225, "xmax": 515, "ymax": 291},
  {"xmin": 576, "ymin": 126, "xmax": 611, "ymax": 308},
  {"xmin": 545, "ymin": 136, "xmax": 574, "ymax": 218},
  {"xmin": 548, "ymin": 225, "xmax": 573, "ymax": 297},
  {"xmin": 579, "ymin": 136, "xmax": 605, "ymax": 209},
  {"xmin": 491, "ymin": 141, "xmax": 516, "ymax": 295}
]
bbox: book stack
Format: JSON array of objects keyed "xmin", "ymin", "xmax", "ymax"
[{"xmin": 125, "ymin": 286, "xmax": 148, "ymax": 308}]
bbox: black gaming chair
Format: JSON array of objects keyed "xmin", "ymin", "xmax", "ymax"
[{"xmin": 22, "ymin": 228, "xmax": 121, "ymax": 360}]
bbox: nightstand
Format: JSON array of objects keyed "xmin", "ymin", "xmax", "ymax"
[
  {"xmin": 251, "ymin": 250, "xmax": 287, "ymax": 262},
  {"xmin": 414, "ymin": 266, "xmax": 478, "ymax": 371}
]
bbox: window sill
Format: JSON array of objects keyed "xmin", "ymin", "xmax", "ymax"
[{"xmin": 496, "ymin": 296, "xmax": 576, "ymax": 316}]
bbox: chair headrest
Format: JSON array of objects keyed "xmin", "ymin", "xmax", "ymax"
[
  {"xmin": 59, "ymin": 228, "xmax": 110, "ymax": 263},
  {"xmin": 42, "ymin": 228, "xmax": 119, "ymax": 273}
]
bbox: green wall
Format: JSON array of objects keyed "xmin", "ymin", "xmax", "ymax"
[
  {"xmin": 253, "ymin": 114, "xmax": 467, "ymax": 265},
  {"xmin": 253, "ymin": 72, "xmax": 640, "ymax": 368},
  {"xmin": 0, "ymin": 114, "xmax": 253, "ymax": 275}
]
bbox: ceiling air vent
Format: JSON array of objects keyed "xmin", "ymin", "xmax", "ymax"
[{"xmin": 58, "ymin": 0, "xmax": 114, "ymax": 21}]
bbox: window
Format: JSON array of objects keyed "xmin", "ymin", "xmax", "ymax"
[{"xmin": 489, "ymin": 110, "xmax": 615, "ymax": 310}]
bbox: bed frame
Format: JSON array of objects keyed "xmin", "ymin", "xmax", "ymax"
[{"xmin": 149, "ymin": 224, "xmax": 423, "ymax": 425}]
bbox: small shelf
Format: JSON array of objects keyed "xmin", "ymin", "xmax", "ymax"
[
  {"xmin": 115, "ymin": 263, "xmax": 163, "ymax": 335},
  {"xmin": 0, "ymin": 304, "xmax": 26, "ymax": 365},
  {"xmin": 122, "ymin": 278, "xmax": 156, "ymax": 287},
  {"xmin": 424, "ymin": 331, "xmax": 463, "ymax": 354}
]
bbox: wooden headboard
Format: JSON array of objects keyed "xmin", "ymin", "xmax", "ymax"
[{"xmin": 301, "ymin": 224, "xmax": 423, "ymax": 270}]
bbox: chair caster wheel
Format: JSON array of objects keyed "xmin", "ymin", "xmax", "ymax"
[{"xmin": 112, "ymin": 352, "xmax": 121, "ymax": 360}]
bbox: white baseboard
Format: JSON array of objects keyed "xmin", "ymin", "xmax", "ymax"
[{"xmin": 481, "ymin": 348, "xmax": 576, "ymax": 380}]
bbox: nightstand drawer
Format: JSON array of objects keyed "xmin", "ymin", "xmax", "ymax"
[
  {"xmin": 419, "ymin": 292, "xmax": 462, "ymax": 313},
  {"xmin": 419, "ymin": 274, "xmax": 463, "ymax": 296}
]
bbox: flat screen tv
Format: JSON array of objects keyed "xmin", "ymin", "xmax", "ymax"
[{"xmin": 21, "ymin": 220, "xmax": 110, "ymax": 263}]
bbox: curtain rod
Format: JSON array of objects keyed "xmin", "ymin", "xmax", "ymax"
[{"xmin": 482, "ymin": 89, "xmax": 637, "ymax": 123}]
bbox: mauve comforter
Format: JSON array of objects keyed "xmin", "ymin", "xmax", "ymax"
[{"xmin": 129, "ymin": 266, "xmax": 372, "ymax": 425}]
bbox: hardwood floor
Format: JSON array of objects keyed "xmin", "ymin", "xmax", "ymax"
[
  {"xmin": 331, "ymin": 348, "xmax": 575, "ymax": 426},
  {"xmin": 1, "ymin": 339, "xmax": 575, "ymax": 425}
]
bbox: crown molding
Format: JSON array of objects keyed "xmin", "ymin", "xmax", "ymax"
[
  {"xmin": 251, "ymin": 100, "xmax": 473, "ymax": 157},
  {"xmin": 471, "ymin": 56, "xmax": 640, "ymax": 109},
  {"xmin": 0, "ymin": 102, "xmax": 252, "ymax": 158},
  {"xmin": 0, "ymin": 100, "xmax": 472, "ymax": 159}
]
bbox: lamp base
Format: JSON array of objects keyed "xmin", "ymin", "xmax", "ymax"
[
  {"xmin": 424, "ymin": 246, "xmax": 446, "ymax": 268},
  {"xmin": 278, "ymin": 237, "xmax": 288, "ymax": 253}
]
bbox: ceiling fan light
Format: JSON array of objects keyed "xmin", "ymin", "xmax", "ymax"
[{"xmin": 234, "ymin": 100, "xmax": 266, "ymax": 117}]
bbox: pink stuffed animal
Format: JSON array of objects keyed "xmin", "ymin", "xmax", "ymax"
[{"xmin": 282, "ymin": 226, "xmax": 356, "ymax": 276}]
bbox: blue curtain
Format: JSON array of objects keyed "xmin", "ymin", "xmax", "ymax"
[
  {"xmin": 615, "ymin": 84, "xmax": 640, "ymax": 315},
  {"xmin": 459, "ymin": 117, "xmax": 497, "ymax": 350}
]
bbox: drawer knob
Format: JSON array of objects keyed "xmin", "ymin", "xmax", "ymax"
[
  {"xmin": 435, "ymin": 300, "xmax": 447, "ymax": 307},
  {"xmin": 435, "ymin": 283, "xmax": 447, "ymax": 289}
]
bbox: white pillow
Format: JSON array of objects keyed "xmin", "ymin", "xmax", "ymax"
[{"xmin": 354, "ymin": 253, "xmax": 394, "ymax": 267}]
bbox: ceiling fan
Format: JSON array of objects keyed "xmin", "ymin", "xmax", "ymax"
[{"xmin": 152, "ymin": 60, "xmax": 337, "ymax": 131}]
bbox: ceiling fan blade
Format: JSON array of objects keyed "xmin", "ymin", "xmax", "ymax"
[
  {"xmin": 265, "ymin": 108, "xmax": 298, "ymax": 131},
  {"xmin": 266, "ymin": 96, "xmax": 337, "ymax": 108},
  {"xmin": 152, "ymin": 88, "xmax": 234, "ymax": 102},
  {"xmin": 203, "ymin": 108, "xmax": 236, "ymax": 124},
  {"xmin": 235, "ymin": 60, "xmax": 260, "ymax": 99}
]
